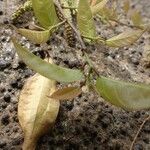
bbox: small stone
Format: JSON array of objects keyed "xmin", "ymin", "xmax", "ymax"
[
  {"xmin": 0, "ymin": 139, "xmax": 7, "ymax": 148},
  {"xmin": 134, "ymin": 144, "xmax": 143, "ymax": 150},
  {"xmin": 3, "ymin": 93, "xmax": 11, "ymax": 102},
  {"xmin": 0, "ymin": 87, "xmax": 5, "ymax": 93},
  {"xmin": 0, "ymin": 59, "xmax": 11, "ymax": 70},
  {"xmin": 1, "ymin": 102, "xmax": 7, "ymax": 109},
  {"xmin": 101, "ymin": 116, "xmax": 111, "ymax": 128},
  {"xmin": 66, "ymin": 102, "xmax": 74, "ymax": 111},
  {"xmin": 12, "ymin": 135, "xmax": 23, "ymax": 145},
  {"xmin": 10, "ymin": 80, "xmax": 18, "ymax": 88},
  {"xmin": 0, "ymin": 11, "xmax": 3, "ymax": 15},
  {"xmin": 131, "ymin": 58, "xmax": 139, "ymax": 65},
  {"xmin": 1, "ymin": 113, "xmax": 10, "ymax": 125}
]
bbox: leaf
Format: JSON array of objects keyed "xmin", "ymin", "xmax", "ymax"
[
  {"xmin": 96, "ymin": 76, "xmax": 150, "ymax": 110},
  {"xmin": 77, "ymin": 0, "xmax": 96, "ymax": 38},
  {"xmin": 106, "ymin": 29, "xmax": 145, "ymax": 48},
  {"xmin": 91, "ymin": 0, "xmax": 108, "ymax": 15},
  {"xmin": 131, "ymin": 10, "xmax": 143, "ymax": 27},
  {"xmin": 50, "ymin": 87, "xmax": 82, "ymax": 100},
  {"xmin": 97, "ymin": 6, "xmax": 118, "ymax": 22},
  {"xmin": 90, "ymin": 0, "xmax": 98, "ymax": 6},
  {"xmin": 31, "ymin": 0, "xmax": 59, "ymax": 28},
  {"xmin": 144, "ymin": 24, "xmax": 150, "ymax": 32},
  {"xmin": 18, "ymin": 73, "xmax": 60, "ymax": 150},
  {"xmin": 12, "ymin": 38, "xmax": 83, "ymax": 83},
  {"xmin": 18, "ymin": 29, "xmax": 50, "ymax": 44},
  {"xmin": 123, "ymin": 0, "xmax": 130, "ymax": 14}
]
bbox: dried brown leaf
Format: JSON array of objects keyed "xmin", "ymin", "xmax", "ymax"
[
  {"xmin": 50, "ymin": 87, "xmax": 82, "ymax": 100},
  {"xmin": 131, "ymin": 10, "xmax": 143, "ymax": 27},
  {"xmin": 106, "ymin": 29, "xmax": 145, "ymax": 48},
  {"xmin": 18, "ymin": 73, "xmax": 60, "ymax": 150},
  {"xmin": 123, "ymin": 0, "xmax": 130, "ymax": 14}
]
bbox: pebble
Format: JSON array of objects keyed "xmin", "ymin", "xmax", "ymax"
[
  {"xmin": 131, "ymin": 57, "xmax": 139, "ymax": 65},
  {"xmin": 1, "ymin": 113, "xmax": 10, "ymax": 125},
  {"xmin": 134, "ymin": 144, "xmax": 143, "ymax": 150},
  {"xmin": 3, "ymin": 93, "xmax": 11, "ymax": 102},
  {"xmin": 10, "ymin": 80, "xmax": 18, "ymax": 88},
  {"xmin": 101, "ymin": 116, "xmax": 111, "ymax": 128},
  {"xmin": 0, "ymin": 139, "xmax": 7, "ymax": 148},
  {"xmin": 0, "ymin": 59, "xmax": 11, "ymax": 70}
]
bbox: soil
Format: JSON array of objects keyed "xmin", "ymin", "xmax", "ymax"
[{"xmin": 0, "ymin": 0, "xmax": 150, "ymax": 150}]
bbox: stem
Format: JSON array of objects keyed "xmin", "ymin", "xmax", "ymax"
[
  {"xmin": 84, "ymin": 52, "xmax": 99, "ymax": 76},
  {"xmin": 54, "ymin": 0, "xmax": 86, "ymax": 49},
  {"xmin": 111, "ymin": 19, "xmax": 144, "ymax": 30},
  {"xmin": 62, "ymin": 6, "xmax": 77, "ymax": 10},
  {"xmin": 82, "ymin": 35, "xmax": 105, "ymax": 44},
  {"xmin": 49, "ymin": 20, "xmax": 66, "ymax": 31},
  {"xmin": 129, "ymin": 115, "xmax": 150, "ymax": 150},
  {"xmin": 31, "ymin": 24, "xmax": 45, "ymax": 31}
]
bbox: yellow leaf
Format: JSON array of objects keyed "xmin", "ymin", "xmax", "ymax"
[
  {"xmin": 18, "ymin": 28, "xmax": 50, "ymax": 44},
  {"xmin": 49, "ymin": 87, "xmax": 82, "ymax": 100},
  {"xmin": 123, "ymin": 0, "xmax": 130, "ymax": 14},
  {"xmin": 90, "ymin": 0, "xmax": 98, "ymax": 6},
  {"xmin": 106, "ymin": 29, "xmax": 145, "ymax": 48},
  {"xmin": 18, "ymin": 73, "xmax": 60, "ymax": 150},
  {"xmin": 98, "ymin": 6, "xmax": 118, "ymax": 22},
  {"xmin": 91, "ymin": 0, "xmax": 108, "ymax": 15},
  {"xmin": 131, "ymin": 10, "xmax": 143, "ymax": 27}
]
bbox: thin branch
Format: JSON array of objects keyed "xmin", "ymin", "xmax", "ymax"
[
  {"xmin": 54, "ymin": 0, "xmax": 86, "ymax": 49},
  {"xmin": 84, "ymin": 52, "xmax": 99, "ymax": 76},
  {"xmin": 129, "ymin": 115, "xmax": 150, "ymax": 150},
  {"xmin": 62, "ymin": 6, "xmax": 77, "ymax": 10},
  {"xmin": 111, "ymin": 19, "xmax": 144, "ymax": 30},
  {"xmin": 49, "ymin": 20, "xmax": 66, "ymax": 30}
]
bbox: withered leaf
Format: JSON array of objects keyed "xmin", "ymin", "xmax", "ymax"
[
  {"xmin": 91, "ymin": 0, "xmax": 108, "ymax": 15},
  {"xmin": 123, "ymin": 0, "xmax": 130, "ymax": 14},
  {"xmin": 131, "ymin": 10, "xmax": 143, "ymax": 27},
  {"xmin": 18, "ymin": 73, "xmax": 60, "ymax": 150},
  {"xmin": 49, "ymin": 87, "xmax": 82, "ymax": 100},
  {"xmin": 18, "ymin": 29, "xmax": 50, "ymax": 44},
  {"xmin": 106, "ymin": 29, "xmax": 145, "ymax": 48}
]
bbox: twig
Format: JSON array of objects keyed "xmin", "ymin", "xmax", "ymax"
[
  {"xmin": 111, "ymin": 19, "xmax": 144, "ymax": 30},
  {"xmin": 49, "ymin": 20, "xmax": 66, "ymax": 30},
  {"xmin": 54, "ymin": 0, "xmax": 86, "ymax": 49},
  {"xmin": 129, "ymin": 115, "xmax": 150, "ymax": 150},
  {"xmin": 84, "ymin": 52, "xmax": 99, "ymax": 76},
  {"xmin": 62, "ymin": 6, "xmax": 77, "ymax": 10}
]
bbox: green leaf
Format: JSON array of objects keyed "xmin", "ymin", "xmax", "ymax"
[
  {"xmin": 32, "ymin": 0, "xmax": 59, "ymax": 28},
  {"xmin": 91, "ymin": 0, "xmax": 108, "ymax": 15},
  {"xmin": 96, "ymin": 76, "xmax": 150, "ymax": 110},
  {"xmin": 106, "ymin": 29, "xmax": 145, "ymax": 48},
  {"xmin": 77, "ymin": 0, "xmax": 96, "ymax": 38},
  {"xmin": 18, "ymin": 29, "xmax": 50, "ymax": 44},
  {"xmin": 49, "ymin": 87, "xmax": 82, "ymax": 100},
  {"xmin": 12, "ymin": 38, "xmax": 83, "ymax": 83}
]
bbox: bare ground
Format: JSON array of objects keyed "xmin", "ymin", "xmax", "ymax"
[{"xmin": 0, "ymin": 0, "xmax": 150, "ymax": 150}]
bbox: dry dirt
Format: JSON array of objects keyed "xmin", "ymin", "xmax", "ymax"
[{"xmin": 0, "ymin": 0, "xmax": 150, "ymax": 150}]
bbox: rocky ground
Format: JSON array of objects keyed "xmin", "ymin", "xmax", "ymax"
[{"xmin": 0, "ymin": 0, "xmax": 150, "ymax": 150}]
